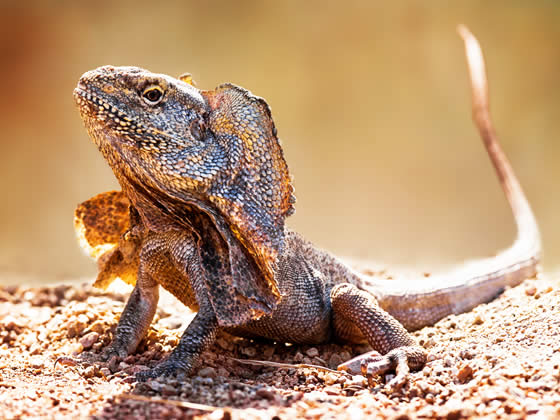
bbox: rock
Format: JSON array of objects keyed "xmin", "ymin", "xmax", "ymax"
[
  {"xmin": 79, "ymin": 332, "xmax": 99, "ymax": 349},
  {"xmin": 198, "ymin": 367, "xmax": 217, "ymax": 378},
  {"xmin": 457, "ymin": 364, "xmax": 473, "ymax": 383},
  {"xmin": 161, "ymin": 384, "xmax": 178, "ymax": 396},
  {"xmin": 305, "ymin": 347, "xmax": 319, "ymax": 358},
  {"xmin": 217, "ymin": 367, "xmax": 230, "ymax": 378},
  {"xmin": 71, "ymin": 342, "xmax": 84, "ymax": 355},
  {"xmin": 472, "ymin": 314, "xmax": 484, "ymax": 325},
  {"xmin": 99, "ymin": 367, "xmax": 112, "ymax": 378},
  {"xmin": 216, "ymin": 337, "xmax": 234, "ymax": 351},
  {"xmin": 262, "ymin": 346, "xmax": 275, "ymax": 358},
  {"xmin": 328, "ymin": 353, "xmax": 343, "ymax": 369},
  {"xmin": 525, "ymin": 285, "xmax": 537, "ymax": 296},
  {"xmin": 124, "ymin": 355, "xmax": 136, "ymax": 364},
  {"xmin": 88, "ymin": 320, "xmax": 106, "ymax": 334},
  {"xmin": 118, "ymin": 362, "xmax": 130, "ymax": 371},
  {"xmin": 21, "ymin": 333, "xmax": 36, "ymax": 349},
  {"xmin": 256, "ymin": 387, "xmax": 277, "ymax": 401},
  {"xmin": 312, "ymin": 357, "xmax": 327, "ymax": 366},
  {"xmin": 240, "ymin": 346, "xmax": 256, "ymax": 357},
  {"xmin": 29, "ymin": 357, "xmax": 44, "ymax": 369},
  {"xmin": 146, "ymin": 380, "xmax": 164, "ymax": 392},
  {"xmin": 83, "ymin": 366, "xmax": 96, "ymax": 378},
  {"xmin": 324, "ymin": 373, "xmax": 338, "ymax": 385},
  {"xmin": 345, "ymin": 375, "xmax": 366, "ymax": 388},
  {"xmin": 201, "ymin": 377, "xmax": 214, "ymax": 386}
]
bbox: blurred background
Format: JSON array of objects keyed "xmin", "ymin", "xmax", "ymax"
[{"xmin": 1, "ymin": 1, "xmax": 559, "ymax": 285}]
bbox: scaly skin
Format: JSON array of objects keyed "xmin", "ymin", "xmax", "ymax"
[{"xmin": 71, "ymin": 27, "xmax": 540, "ymax": 387}]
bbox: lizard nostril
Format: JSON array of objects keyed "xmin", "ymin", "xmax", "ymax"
[{"xmin": 190, "ymin": 118, "xmax": 205, "ymax": 142}]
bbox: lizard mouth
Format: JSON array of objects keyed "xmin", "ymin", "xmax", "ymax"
[
  {"xmin": 74, "ymin": 84, "xmax": 118, "ymax": 121},
  {"xmin": 73, "ymin": 83, "xmax": 142, "ymax": 148}
]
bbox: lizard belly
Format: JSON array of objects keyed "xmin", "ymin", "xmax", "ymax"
[
  {"xmin": 141, "ymin": 231, "xmax": 199, "ymax": 311},
  {"xmin": 226, "ymin": 252, "xmax": 333, "ymax": 344},
  {"xmin": 156, "ymin": 263, "xmax": 198, "ymax": 311},
  {"xmin": 225, "ymin": 291, "xmax": 332, "ymax": 344}
]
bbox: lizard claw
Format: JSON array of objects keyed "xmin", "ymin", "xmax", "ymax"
[
  {"xmin": 337, "ymin": 346, "xmax": 426, "ymax": 390},
  {"xmin": 54, "ymin": 350, "xmax": 103, "ymax": 370},
  {"xmin": 54, "ymin": 356, "xmax": 81, "ymax": 369},
  {"xmin": 54, "ymin": 343, "xmax": 128, "ymax": 375}
]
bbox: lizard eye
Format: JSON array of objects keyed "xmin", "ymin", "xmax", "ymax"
[{"xmin": 142, "ymin": 86, "xmax": 164, "ymax": 105}]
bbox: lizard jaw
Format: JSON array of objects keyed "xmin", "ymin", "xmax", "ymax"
[{"xmin": 74, "ymin": 83, "xmax": 142, "ymax": 149}]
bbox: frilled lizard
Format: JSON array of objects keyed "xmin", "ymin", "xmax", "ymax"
[{"xmin": 70, "ymin": 27, "xmax": 540, "ymax": 387}]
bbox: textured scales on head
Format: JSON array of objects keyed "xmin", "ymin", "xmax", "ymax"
[{"xmin": 74, "ymin": 65, "xmax": 296, "ymax": 318}]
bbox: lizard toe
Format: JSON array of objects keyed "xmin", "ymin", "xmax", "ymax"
[
  {"xmin": 382, "ymin": 345, "xmax": 426, "ymax": 390},
  {"xmin": 336, "ymin": 350, "xmax": 385, "ymax": 376},
  {"xmin": 99, "ymin": 345, "xmax": 128, "ymax": 362},
  {"xmin": 337, "ymin": 346, "xmax": 426, "ymax": 389},
  {"xmin": 135, "ymin": 358, "xmax": 190, "ymax": 382},
  {"xmin": 54, "ymin": 350, "xmax": 111, "ymax": 373}
]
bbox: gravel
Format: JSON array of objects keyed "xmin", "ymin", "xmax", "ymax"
[{"xmin": 0, "ymin": 275, "xmax": 559, "ymax": 419}]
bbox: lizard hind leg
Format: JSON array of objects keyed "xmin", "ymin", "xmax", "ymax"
[{"xmin": 330, "ymin": 283, "xmax": 426, "ymax": 389}]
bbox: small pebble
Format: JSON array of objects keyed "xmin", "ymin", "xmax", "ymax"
[
  {"xmin": 240, "ymin": 347, "xmax": 256, "ymax": 357},
  {"xmin": 99, "ymin": 367, "xmax": 112, "ymax": 377},
  {"xmin": 146, "ymin": 380, "xmax": 164, "ymax": 392},
  {"xmin": 262, "ymin": 346, "xmax": 275, "ymax": 358},
  {"xmin": 216, "ymin": 337, "xmax": 234, "ymax": 351},
  {"xmin": 217, "ymin": 367, "xmax": 230, "ymax": 378},
  {"xmin": 88, "ymin": 320, "xmax": 106, "ymax": 334},
  {"xmin": 198, "ymin": 366, "xmax": 217, "ymax": 378},
  {"xmin": 79, "ymin": 332, "xmax": 99, "ymax": 350},
  {"xmin": 118, "ymin": 362, "xmax": 130, "ymax": 370},
  {"xmin": 457, "ymin": 364, "xmax": 474, "ymax": 383},
  {"xmin": 71, "ymin": 342, "xmax": 84, "ymax": 355},
  {"xmin": 83, "ymin": 366, "xmax": 96, "ymax": 378},
  {"xmin": 328, "ymin": 353, "xmax": 343, "ymax": 369},
  {"xmin": 346, "ymin": 375, "xmax": 366, "ymax": 388},
  {"xmin": 256, "ymin": 387, "xmax": 277, "ymax": 401},
  {"xmin": 525, "ymin": 285, "xmax": 537, "ymax": 296},
  {"xmin": 305, "ymin": 347, "xmax": 319, "ymax": 358},
  {"xmin": 324, "ymin": 373, "xmax": 338, "ymax": 385},
  {"xmin": 201, "ymin": 377, "xmax": 214, "ymax": 386},
  {"xmin": 161, "ymin": 384, "xmax": 178, "ymax": 396}
]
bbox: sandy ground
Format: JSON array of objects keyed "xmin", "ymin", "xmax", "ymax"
[{"xmin": 0, "ymin": 273, "xmax": 559, "ymax": 420}]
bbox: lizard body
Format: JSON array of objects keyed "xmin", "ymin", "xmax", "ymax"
[{"xmin": 72, "ymin": 28, "xmax": 540, "ymax": 386}]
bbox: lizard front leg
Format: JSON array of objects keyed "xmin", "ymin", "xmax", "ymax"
[
  {"xmin": 100, "ymin": 261, "xmax": 159, "ymax": 361},
  {"xmin": 135, "ymin": 230, "xmax": 220, "ymax": 381},
  {"xmin": 55, "ymin": 234, "xmax": 158, "ymax": 371},
  {"xmin": 331, "ymin": 283, "xmax": 426, "ymax": 389},
  {"xmin": 136, "ymin": 304, "xmax": 218, "ymax": 381}
]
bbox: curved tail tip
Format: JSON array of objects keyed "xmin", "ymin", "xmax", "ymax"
[{"xmin": 456, "ymin": 24, "xmax": 471, "ymax": 40}]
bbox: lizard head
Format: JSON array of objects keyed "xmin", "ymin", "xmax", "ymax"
[
  {"xmin": 74, "ymin": 66, "xmax": 210, "ymax": 187},
  {"xmin": 75, "ymin": 66, "xmax": 296, "ymax": 318}
]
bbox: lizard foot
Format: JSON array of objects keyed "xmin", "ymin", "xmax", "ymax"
[
  {"xmin": 135, "ymin": 358, "xmax": 190, "ymax": 382},
  {"xmin": 55, "ymin": 342, "xmax": 129, "ymax": 374},
  {"xmin": 337, "ymin": 346, "xmax": 426, "ymax": 390}
]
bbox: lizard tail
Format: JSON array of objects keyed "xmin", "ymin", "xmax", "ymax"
[{"xmin": 367, "ymin": 25, "xmax": 541, "ymax": 331}]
